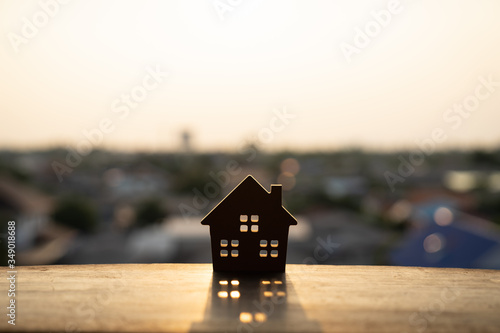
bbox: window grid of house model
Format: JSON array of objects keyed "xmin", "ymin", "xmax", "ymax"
[
  {"xmin": 220, "ymin": 239, "xmax": 239, "ymax": 257},
  {"xmin": 240, "ymin": 214, "xmax": 259, "ymax": 233},
  {"xmin": 259, "ymin": 239, "xmax": 279, "ymax": 258}
]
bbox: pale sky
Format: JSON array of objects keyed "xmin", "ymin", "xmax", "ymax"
[{"xmin": 1, "ymin": 0, "xmax": 500, "ymax": 152}]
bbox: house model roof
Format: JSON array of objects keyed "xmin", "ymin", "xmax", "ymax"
[{"xmin": 200, "ymin": 175, "xmax": 297, "ymax": 226}]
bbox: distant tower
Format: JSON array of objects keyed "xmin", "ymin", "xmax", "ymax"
[{"xmin": 180, "ymin": 130, "xmax": 192, "ymax": 153}]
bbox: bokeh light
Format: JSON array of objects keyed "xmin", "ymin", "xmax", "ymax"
[
  {"xmin": 388, "ymin": 200, "xmax": 412, "ymax": 222},
  {"xmin": 423, "ymin": 233, "xmax": 445, "ymax": 254},
  {"xmin": 280, "ymin": 158, "xmax": 300, "ymax": 175},
  {"xmin": 434, "ymin": 207, "xmax": 453, "ymax": 226}
]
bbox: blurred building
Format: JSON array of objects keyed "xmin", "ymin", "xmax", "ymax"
[{"xmin": 391, "ymin": 205, "xmax": 500, "ymax": 269}]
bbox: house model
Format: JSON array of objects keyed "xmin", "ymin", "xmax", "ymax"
[{"xmin": 201, "ymin": 175, "xmax": 297, "ymax": 272}]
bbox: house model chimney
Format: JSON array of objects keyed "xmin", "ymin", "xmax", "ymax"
[{"xmin": 270, "ymin": 184, "xmax": 282, "ymax": 205}]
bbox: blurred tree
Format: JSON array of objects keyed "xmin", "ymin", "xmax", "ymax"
[
  {"xmin": 0, "ymin": 160, "xmax": 31, "ymax": 183},
  {"xmin": 170, "ymin": 154, "xmax": 213, "ymax": 194},
  {"xmin": 135, "ymin": 198, "xmax": 167, "ymax": 227},
  {"xmin": 476, "ymin": 193, "xmax": 500, "ymax": 225},
  {"xmin": 51, "ymin": 196, "xmax": 97, "ymax": 233},
  {"xmin": 470, "ymin": 150, "xmax": 500, "ymax": 167}
]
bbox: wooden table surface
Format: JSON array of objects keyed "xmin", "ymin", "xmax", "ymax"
[{"xmin": 1, "ymin": 264, "xmax": 500, "ymax": 332}]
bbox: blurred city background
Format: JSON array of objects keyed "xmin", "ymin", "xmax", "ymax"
[
  {"xmin": 1, "ymin": 140, "xmax": 500, "ymax": 269},
  {"xmin": 1, "ymin": 0, "xmax": 500, "ymax": 269}
]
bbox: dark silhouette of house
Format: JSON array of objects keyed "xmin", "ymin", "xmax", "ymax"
[{"xmin": 201, "ymin": 175, "xmax": 297, "ymax": 272}]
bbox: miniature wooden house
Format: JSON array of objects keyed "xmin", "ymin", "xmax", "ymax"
[{"xmin": 201, "ymin": 175, "xmax": 297, "ymax": 272}]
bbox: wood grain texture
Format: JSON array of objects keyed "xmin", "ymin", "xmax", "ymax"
[{"xmin": 1, "ymin": 264, "xmax": 500, "ymax": 332}]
